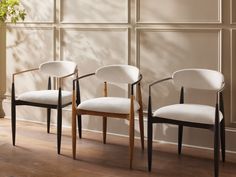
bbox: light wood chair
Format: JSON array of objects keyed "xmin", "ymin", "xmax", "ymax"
[
  {"xmin": 72, "ymin": 64, "xmax": 144, "ymax": 168},
  {"xmin": 147, "ymin": 68, "xmax": 225, "ymax": 177},
  {"xmin": 11, "ymin": 61, "xmax": 77, "ymax": 154}
]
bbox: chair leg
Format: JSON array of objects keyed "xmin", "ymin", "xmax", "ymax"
[
  {"xmin": 178, "ymin": 125, "xmax": 183, "ymax": 155},
  {"xmin": 77, "ymin": 115, "xmax": 82, "ymax": 139},
  {"xmin": 72, "ymin": 105, "xmax": 77, "ymax": 159},
  {"xmin": 147, "ymin": 116, "xmax": 153, "ymax": 172},
  {"xmin": 220, "ymin": 120, "xmax": 225, "ymax": 162},
  {"xmin": 57, "ymin": 107, "xmax": 62, "ymax": 154},
  {"xmin": 11, "ymin": 99, "xmax": 16, "ymax": 146},
  {"xmin": 214, "ymin": 124, "xmax": 220, "ymax": 177},
  {"xmin": 103, "ymin": 117, "xmax": 107, "ymax": 144},
  {"xmin": 47, "ymin": 108, "xmax": 51, "ymax": 133},
  {"xmin": 138, "ymin": 108, "xmax": 144, "ymax": 150},
  {"xmin": 129, "ymin": 114, "xmax": 135, "ymax": 169}
]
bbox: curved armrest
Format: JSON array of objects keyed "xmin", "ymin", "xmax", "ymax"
[
  {"xmin": 148, "ymin": 77, "xmax": 172, "ymax": 96},
  {"xmin": 131, "ymin": 74, "xmax": 143, "ymax": 95},
  {"xmin": 72, "ymin": 72, "xmax": 95, "ymax": 90},
  {"xmin": 12, "ymin": 68, "xmax": 39, "ymax": 82},
  {"xmin": 60, "ymin": 69, "xmax": 78, "ymax": 80}
]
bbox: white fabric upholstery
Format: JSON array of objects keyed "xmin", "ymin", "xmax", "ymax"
[
  {"xmin": 17, "ymin": 90, "xmax": 72, "ymax": 105},
  {"xmin": 39, "ymin": 61, "xmax": 77, "ymax": 77},
  {"xmin": 78, "ymin": 97, "xmax": 140, "ymax": 114},
  {"xmin": 153, "ymin": 104, "xmax": 223, "ymax": 125},
  {"xmin": 172, "ymin": 69, "xmax": 224, "ymax": 91},
  {"xmin": 95, "ymin": 65, "xmax": 139, "ymax": 84}
]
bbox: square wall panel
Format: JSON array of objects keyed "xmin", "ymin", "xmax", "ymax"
[
  {"xmin": 6, "ymin": 27, "xmax": 54, "ymax": 95},
  {"xmin": 137, "ymin": 0, "xmax": 221, "ymax": 23},
  {"xmin": 138, "ymin": 29, "xmax": 221, "ymax": 110},
  {"xmin": 61, "ymin": 0, "xmax": 129, "ymax": 23},
  {"xmin": 60, "ymin": 28, "xmax": 129, "ymax": 99},
  {"xmin": 21, "ymin": 0, "xmax": 55, "ymax": 23}
]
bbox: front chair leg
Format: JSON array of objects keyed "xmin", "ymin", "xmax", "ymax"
[
  {"xmin": 147, "ymin": 116, "xmax": 153, "ymax": 172},
  {"xmin": 129, "ymin": 114, "xmax": 135, "ymax": 169},
  {"xmin": 57, "ymin": 107, "xmax": 62, "ymax": 154},
  {"xmin": 138, "ymin": 108, "xmax": 144, "ymax": 150},
  {"xmin": 103, "ymin": 116, "xmax": 107, "ymax": 144},
  {"xmin": 47, "ymin": 108, "xmax": 51, "ymax": 133},
  {"xmin": 11, "ymin": 99, "xmax": 16, "ymax": 146},
  {"xmin": 214, "ymin": 125, "xmax": 220, "ymax": 177},
  {"xmin": 178, "ymin": 125, "xmax": 183, "ymax": 155},
  {"xmin": 220, "ymin": 120, "xmax": 225, "ymax": 162},
  {"xmin": 77, "ymin": 115, "xmax": 82, "ymax": 139}
]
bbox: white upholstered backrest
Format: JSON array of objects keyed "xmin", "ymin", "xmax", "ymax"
[
  {"xmin": 172, "ymin": 69, "xmax": 224, "ymax": 91},
  {"xmin": 39, "ymin": 61, "xmax": 77, "ymax": 77},
  {"xmin": 95, "ymin": 65, "xmax": 139, "ymax": 84}
]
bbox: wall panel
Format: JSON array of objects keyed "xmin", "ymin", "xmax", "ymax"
[
  {"xmin": 21, "ymin": 0, "xmax": 55, "ymax": 23},
  {"xmin": 6, "ymin": 27, "xmax": 55, "ymax": 96},
  {"xmin": 61, "ymin": 0, "xmax": 129, "ymax": 23},
  {"xmin": 138, "ymin": 29, "xmax": 222, "ymax": 110},
  {"xmin": 137, "ymin": 0, "xmax": 221, "ymax": 23}
]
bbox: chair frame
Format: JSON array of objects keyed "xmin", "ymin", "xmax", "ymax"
[
  {"xmin": 11, "ymin": 67, "xmax": 78, "ymax": 154},
  {"xmin": 71, "ymin": 72, "xmax": 144, "ymax": 168},
  {"xmin": 147, "ymin": 77, "xmax": 225, "ymax": 177}
]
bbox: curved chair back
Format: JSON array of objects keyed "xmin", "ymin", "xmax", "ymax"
[
  {"xmin": 39, "ymin": 61, "xmax": 77, "ymax": 77},
  {"xmin": 172, "ymin": 69, "xmax": 224, "ymax": 91},
  {"xmin": 95, "ymin": 64, "xmax": 139, "ymax": 84}
]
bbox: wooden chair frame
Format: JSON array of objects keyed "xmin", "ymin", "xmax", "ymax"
[
  {"xmin": 11, "ymin": 67, "xmax": 78, "ymax": 154},
  {"xmin": 147, "ymin": 77, "xmax": 225, "ymax": 177},
  {"xmin": 72, "ymin": 72, "xmax": 144, "ymax": 168}
]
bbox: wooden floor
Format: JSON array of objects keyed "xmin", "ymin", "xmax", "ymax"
[{"xmin": 0, "ymin": 118, "xmax": 236, "ymax": 177}]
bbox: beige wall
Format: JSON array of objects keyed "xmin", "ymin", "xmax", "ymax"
[{"xmin": 1, "ymin": 0, "xmax": 236, "ymax": 151}]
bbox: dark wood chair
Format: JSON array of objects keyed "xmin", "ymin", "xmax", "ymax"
[
  {"xmin": 11, "ymin": 60, "xmax": 77, "ymax": 154},
  {"xmin": 147, "ymin": 68, "xmax": 225, "ymax": 177}
]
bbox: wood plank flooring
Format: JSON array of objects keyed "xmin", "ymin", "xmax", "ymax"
[{"xmin": 0, "ymin": 118, "xmax": 236, "ymax": 177}]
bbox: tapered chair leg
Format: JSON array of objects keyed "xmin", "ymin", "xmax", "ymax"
[
  {"xmin": 57, "ymin": 107, "xmax": 62, "ymax": 154},
  {"xmin": 47, "ymin": 108, "xmax": 51, "ymax": 133},
  {"xmin": 147, "ymin": 117, "xmax": 153, "ymax": 172},
  {"xmin": 129, "ymin": 96, "xmax": 135, "ymax": 169},
  {"xmin": 214, "ymin": 125, "xmax": 220, "ymax": 177},
  {"xmin": 138, "ymin": 108, "xmax": 144, "ymax": 150},
  {"xmin": 178, "ymin": 125, "xmax": 183, "ymax": 155},
  {"xmin": 11, "ymin": 83, "xmax": 16, "ymax": 146},
  {"xmin": 103, "ymin": 117, "xmax": 107, "ymax": 144},
  {"xmin": 77, "ymin": 115, "xmax": 82, "ymax": 139},
  {"xmin": 220, "ymin": 120, "xmax": 225, "ymax": 162},
  {"xmin": 11, "ymin": 100, "xmax": 16, "ymax": 146},
  {"xmin": 129, "ymin": 115, "xmax": 134, "ymax": 169}
]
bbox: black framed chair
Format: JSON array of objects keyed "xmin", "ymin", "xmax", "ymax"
[
  {"xmin": 11, "ymin": 60, "xmax": 77, "ymax": 154},
  {"xmin": 147, "ymin": 68, "xmax": 225, "ymax": 177},
  {"xmin": 71, "ymin": 64, "xmax": 144, "ymax": 168}
]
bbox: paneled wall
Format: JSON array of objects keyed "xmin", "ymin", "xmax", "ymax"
[{"xmin": 1, "ymin": 0, "xmax": 236, "ymax": 151}]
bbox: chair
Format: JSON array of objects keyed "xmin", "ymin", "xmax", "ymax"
[
  {"xmin": 11, "ymin": 60, "xmax": 77, "ymax": 154},
  {"xmin": 71, "ymin": 64, "xmax": 144, "ymax": 168},
  {"xmin": 147, "ymin": 69, "xmax": 225, "ymax": 177}
]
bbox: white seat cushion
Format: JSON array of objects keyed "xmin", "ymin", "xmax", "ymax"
[
  {"xmin": 17, "ymin": 90, "xmax": 72, "ymax": 105},
  {"xmin": 153, "ymin": 104, "xmax": 223, "ymax": 125},
  {"xmin": 77, "ymin": 97, "xmax": 140, "ymax": 114}
]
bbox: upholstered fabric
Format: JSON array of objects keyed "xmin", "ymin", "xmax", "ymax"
[
  {"xmin": 95, "ymin": 65, "xmax": 139, "ymax": 84},
  {"xmin": 153, "ymin": 104, "xmax": 223, "ymax": 125},
  {"xmin": 39, "ymin": 61, "xmax": 77, "ymax": 78},
  {"xmin": 77, "ymin": 97, "xmax": 140, "ymax": 114},
  {"xmin": 17, "ymin": 90, "xmax": 72, "ymax": 105},
  {"xmin": 172, "ymin": 69, "xmax": 224, "ymax": 91}
]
